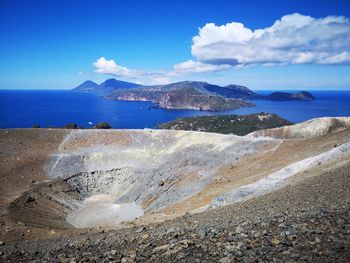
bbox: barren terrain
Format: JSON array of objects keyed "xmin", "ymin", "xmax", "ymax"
[{"xmin": 0, "ymin": 117, "xmax": 349, "ymax": 262}]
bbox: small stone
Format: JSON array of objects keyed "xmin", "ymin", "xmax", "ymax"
[
  {"xmin": 153, "ymin": 244, "xmax": 170, "ymax": 252},
  {"xmin": 271, "ymin": 238, "xmax": 280, "ymax": 246},
  {"xmin": 334, "ymin": 242, "xmax": 345, "ymax": 250},
  {"xmin": 315, "ymin": 237, "xmax": 321, "ymax": 243},
  {"xmin": 219, "ymin": 256, "xmax": 232, "ymax": 263},
  {"xmin": 336, "ymin": 219, "xmax": 345, "ymax": 225},
  {"xmin": 0, "ymin": 241, "xmax": 5, "ymax": 246},
  {"xmin": 135, "ymin": 227, "xmax": 146, "ymax": 233},
  {"xmin": 111, "ymin": 250, "xmax": 117, "ymax": 255},
  {"xmin": 235, "ymin": 226, "xmax": 243, "ymax": 234},
  {"xmin": 282, "ymin": 239, "xmax": 293, "ymax": 247},
  {"xmin": 227, "ymin": 236, "xmax": 235, "ymax": 242},
  {"xmin": 198, "ymin": 227, "xmax": 208, "ymax": 238},
  {"xmin": 141, "ymin": 234, "xmax": 149, "ymax": 240}
]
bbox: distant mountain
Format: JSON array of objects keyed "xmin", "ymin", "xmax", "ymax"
[
  {"xmin": 105, "ymin": 81, "xmax": 315, "ymax": 111},
  {"xmin": 73, "ymin": 78, "xmax": 140, "ymax": 93},
  {"xmin": 205, "ymin": 84, "xmax": 262, "ymax": 99},
  {"xmin": 99, "ymin": 79, "xmax": 140, "ymax": 93},
  {"xmin": 105, "ymin": 81, "xmax": 254, "ymax": 111},
  {"xmin": 74, "ymin": 79, "xmax": 315, "ymax": 111},
  {"xmin": 265, "ymin": 91, "xmax": 315, "ymax": 101},
  {"xmin": 73, "ymin": 80, "xmax": 100, "ymax": 92}
]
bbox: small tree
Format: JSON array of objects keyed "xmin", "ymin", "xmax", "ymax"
[
  {"xmin": 31, "ymin": 124, "xmax": 40, "ymax": 128},
  {"xmin": 64, "ymin": 123, "xmax": 78, "ymax": 129},
  {"xmin": 94, "ymin": 122, "xmax": 112, "ymax": 129}
]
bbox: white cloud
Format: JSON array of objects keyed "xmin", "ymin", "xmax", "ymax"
[
  {"xmin": 92, "ymin": 14, "xmax": 350, "ymax": 84},
  {"xmin": 93, "ymin": 57, "xmax": 174, "ymax": 84},
  {"xmin": 93, "ymin": 57, "xmax": 135, "ymax": 77},
  {"xmin": 191, "ymin": 13, "xmax": 350, "ymax": 66},
  {"xmin": 173, "ymin": 60, "xmax": 231, "ymax": 73},
  {"xmin": 93, "ymin": 57, "xmax": 230, "ymax": 84}
]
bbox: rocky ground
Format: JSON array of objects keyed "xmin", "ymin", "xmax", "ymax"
[
  {"xmin": 0, "ymin": 119, "xmax": 349, "ymax": 262},
  {"xmin": 1, "ymin": 160, "xmax": 349, "ymax": 262}
]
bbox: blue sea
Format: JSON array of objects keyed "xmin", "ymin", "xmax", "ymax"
[{"xmin": 0, "ymin": 90, "xmax": 350, "ymax": 129}]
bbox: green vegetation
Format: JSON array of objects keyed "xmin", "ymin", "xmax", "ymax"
[
  {"xmin": 158, "ymin": 112, "xmax": 292, "ymax": 136},
  {"xmin": 30, "ymin": 122, "xmax": 111, "ymax": 129},
  {"xmin": 94, "ymin": 122, "xmax": 112, "ymax": 129},
  {"xmin": 63, "ymin": 123, "xmax": 78, "ymax": 129}
]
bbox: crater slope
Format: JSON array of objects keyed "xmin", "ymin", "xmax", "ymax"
[
  {"xmin": 1, "ymin": 117, "xmax": 349, "ymax": 232},
  {"xmin": 1, "ymin": 117, "xmax": 349, "ymax": 262}
]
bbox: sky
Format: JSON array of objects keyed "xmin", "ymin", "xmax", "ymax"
[{"xmin": 0, "ymin": 0, "xmax": 350, "ymax": 90}]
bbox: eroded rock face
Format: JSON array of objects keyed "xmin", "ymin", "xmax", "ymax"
[{"xmin": 45, "ymin": 130, "xmax": 270, "ymax": 227}]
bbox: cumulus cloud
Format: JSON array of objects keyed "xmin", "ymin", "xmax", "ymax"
[
  {"xmin": 93, "ymin": 57, "xmax": 172, "ymax": 84},
  {"xmin": 93, "ymin": 57, "xmax": 136, "ymax": 77},
  {"xmin": 173, "ymin": 60, "xmax": 231, "ymax": 73},
  {"xmin": 192, "ymin": 13, "xmax": 350, "ymax": 66},
  {"xmin": 92, "ymin": 14, "xmax": 350, "ymax": 84},
  {"xmin": 93, "ymin": 57, "xmax": 229, "ymax": 84}
]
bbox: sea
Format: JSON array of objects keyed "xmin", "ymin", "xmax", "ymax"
[{"xmin": 1, "ymin": 90, "xmax": 350, "ymax": 129}]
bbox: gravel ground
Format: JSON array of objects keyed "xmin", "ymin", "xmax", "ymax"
[{"xmin": 1, "ymin": 159, "xmax": 349, "ymax": 262}]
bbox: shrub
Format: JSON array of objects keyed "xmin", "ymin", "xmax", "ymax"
[
  {"xmin": 64, "ymin": 123, "xmax": 78, "ymax": 129},
  {"xmin": 94, "ymin": 122, "xmax": 112, "ymax": 129},
  {"xmin": 31, "ymin": 124, "xmax": 40, "ymax": 128}
]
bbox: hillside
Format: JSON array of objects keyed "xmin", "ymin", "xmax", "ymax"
[
  {"xmin": 158, "ymin": 112, "xmax": 292, "ymax": 135},
  {"xmin": 0, "ymin": 117, "xmax": 349, "ymax": 262},
  {"xmin": 106, "ymin": 82, "xmax": 254, "ymax": 111}
]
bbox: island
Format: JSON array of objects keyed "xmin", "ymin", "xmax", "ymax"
[
  {"xmin": 158, "ymin": 112, "xmax": 292, "ymax": 135},
  {"xmin": 73, "ymin": 79, "xmax": 316, "ymax": 111}
]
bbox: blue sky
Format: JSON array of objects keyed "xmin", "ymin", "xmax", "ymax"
[{"xmin": 0, "ymin": 0, "xmax": 350, "ymax": 90}]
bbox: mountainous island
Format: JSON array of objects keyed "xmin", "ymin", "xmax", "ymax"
[
  {"xmin": 74, "ymin": 79, "xmax": 140, "ymax": 93},
  {"xmin": 73, "ymin": 79, "xmax": 315, "ymax": 111},
  {"xmin": 159, "ymin": 112, "xmax": 293, "ymax": 135}
]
